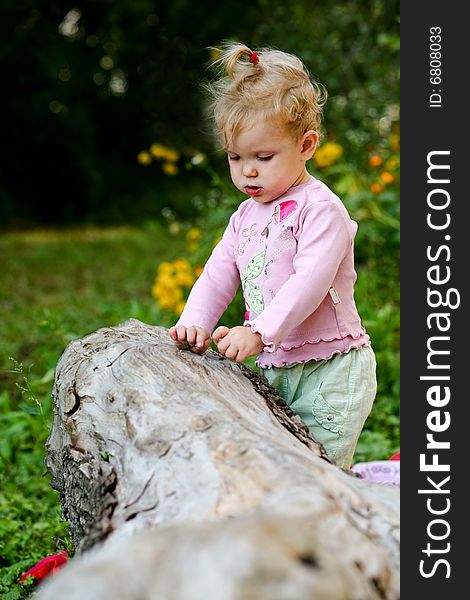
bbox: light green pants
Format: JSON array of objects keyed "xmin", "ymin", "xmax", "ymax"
[{"xmin": 262, "ymin": 346, "xmax": 377, "ymax": 468}]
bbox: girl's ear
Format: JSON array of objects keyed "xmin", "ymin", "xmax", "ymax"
[{"xmin": 300, "ymin": 130, "xmax": 319, "ymax": 159}]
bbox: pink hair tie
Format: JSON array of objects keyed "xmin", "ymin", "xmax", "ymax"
[{"xmin": 248, "ymin": 51, "xmax": 259, "ymax": 64}]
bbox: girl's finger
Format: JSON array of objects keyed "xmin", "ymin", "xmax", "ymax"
[
  {"xmin": 216, "ymin": 335, "xmax": 231, "ymax": 356},
  {"xmin": 175, "ymin": 326, "xmax": 188, "ymax": 344},
  {"xmin": 196, "ymin": 331, "xmax": 207, "ymax": 348},
  {"xmin": 213, "ymin": 326, "xmax": 229, "ymax": 344},
  {"xmin": 186, "ymin": 327, "xmax": 198, "ymax": 347},
  {"xmin": 192, "ymin": 337, "xmax": 210, "ymax": 354},
  {"xmin": 224, "ymin": 344, "xmax": 237, "ymax": 361},
  {"xmin": 169, "ymin": 326, "xmax": 185, "ymax": 343}
]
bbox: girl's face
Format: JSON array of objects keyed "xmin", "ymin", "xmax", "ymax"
[{"xmin": 225, "ymin": 120, "xmax": 318, "ymax": 204}]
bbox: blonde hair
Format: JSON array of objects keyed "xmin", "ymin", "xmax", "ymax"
[{"xmin": 206, "ymin": 42, "xmax": 327, "ymax": 148}]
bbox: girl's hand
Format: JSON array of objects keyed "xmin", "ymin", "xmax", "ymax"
[
  {"xmin": 212, "ymin": 325, "xmax": 264, "ymax": 364},
  {"xmin": 168, "ymin": 325, "xmax": 211, "ymax": 354}
]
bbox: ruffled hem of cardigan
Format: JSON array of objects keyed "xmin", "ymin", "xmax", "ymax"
[
  {"xmin": 245, "ymin": 324, "xmax": 367, "ymax": 356},
  {"xmin": 256, "ymin": 338, "xmax": 370, "ymax": 369},
  {"xmin": 274, "ymin": 325, "xmax": 366, "ymax": 352}
]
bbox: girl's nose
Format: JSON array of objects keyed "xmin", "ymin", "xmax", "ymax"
[{"xmin": 242, "ymin": 162, "xmax": 258, "ymax": 177}]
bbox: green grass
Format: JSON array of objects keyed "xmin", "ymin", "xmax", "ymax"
[
  {"xmin": 0, "ymin": 221, "xmax": 399, "ymax": 597},
  {"xmin": 0, "ymin": 223, "xmax": 186, "ymax": 597}
]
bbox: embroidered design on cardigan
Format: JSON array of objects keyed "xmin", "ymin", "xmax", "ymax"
[
  {"xmin": 241, "ymin": 200, "xmax": 297, "ymax": 315},
  {"xmin": 273, "ymin": 200, "xmax": 298, "ymax": 224},
  {"xmin": 272, "ymin": 227, "xmax": 296, "ymax": 257},
  {"xmin": 241, "ymin": 249, "xmax": 266, "ymax": 314},
  {"xmin": 235, "ymin": 223, "xmax": 258, "ymax": 256}
]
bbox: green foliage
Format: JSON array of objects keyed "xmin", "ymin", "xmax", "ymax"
[
  {"xmin": 0, "ymin": 381, "xmax": 71, "ymax": 598},
  {"xmin": 0, "ymin": 0, "xmax": 398, "ymax": 226},
  {"xmin": 0, "ymin": 224, "xmax": 186, "ymax": 596}
]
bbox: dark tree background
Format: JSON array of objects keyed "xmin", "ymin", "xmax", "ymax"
[{"xmin": 0, "ymin": 0, "xmax": 399, "ymax": 226}]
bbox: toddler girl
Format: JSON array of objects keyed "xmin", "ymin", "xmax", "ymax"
[{"xmin": 169, "ymin": 42, "xmax": 376, "ymax": 469}]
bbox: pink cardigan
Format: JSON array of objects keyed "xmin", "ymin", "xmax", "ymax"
[{"xmin": 176, "ymin": 176, "xmax": 370, "ymax": 368}]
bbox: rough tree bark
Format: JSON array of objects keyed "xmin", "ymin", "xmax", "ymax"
[{"xmin": 38, "ymin": 319, "xmax": 399, "ymax": 600}]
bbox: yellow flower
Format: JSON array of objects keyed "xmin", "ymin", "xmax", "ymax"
[
  {"xmin": 155, "ymin": 274, "xmax": 176, "ymax": 290},
  {"xmin": 150, "ymin": 143, "xmax": 169, "ymax": 159},
  {"xmin": 186, "ymin": 227, "xmax": 201, "ymax": 243},
  {"xmin": 137, "ymin": 150, "xmax": 152, "ymax": 165},
  {"xmin": 370, "ymin": 182, "xmax": 385, "ymax": 194},
  {"xmin": 194, "ymin": 265, "xmax": 204, "ymax": 277},
  {"xmin": 157, "ymin": 261, "xmax": 174, "ymax": 275},
  {"xmin": 389, "ymin": 134, "xmax": 400, "ymax": 152},
  {"xmin": 153, "ymin": 257, "xmax": 197, "ymax": 313},
  {"xmin": 175, "ymin": 301, "xmax": 186, "ymax": 315},
  {"xmin": 158, "ymin": 295, "xmax": 176, "ymax": 310},
  {"xmin": 150, "ymin": 143, "xmax": 181, "ymax": 162},
  {"xmin": 162, "ymin": 162, "xmax": 178, "ymax": 176},
  {"xmin": 313, "ymin": 142, "xmax": 343, "ymax": 169},
  {"xmin": 386, "ymin": 156, "xmax": 400, "ymax": 170},
  {"xmin": 173, "ymin": 258, "xmax": 192, "ymax": 272},
  {"xmin": 163, "ymin": 148, "xmax": 180, "ymax": 162},
  {"xmin": 174, "ymin": 271, "xmax": 195, "ymax": 287},
  {"xmin": 151, "ymin": 283, "xmax": 161, "ymax": 299},
  {"xmin": 159, "ymin": 283, "xmax": 182, "ymax": 298},
  {"xmin": 379, "ymin": 171, "xmax": 395, "ymax": 185}
]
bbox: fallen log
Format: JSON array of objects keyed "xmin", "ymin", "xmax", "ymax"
[{"xmin": 38, "ymin": 318, "xmax": 399, "ymax": 599}]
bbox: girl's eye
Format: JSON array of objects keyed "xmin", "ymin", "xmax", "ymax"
[
  {"xmin": 258, "ymin": 155, "xmax": 273, "ymax": 161},
  {"xmin": 228, "ymin": 155, "xmax": 240, "ymax": 161}
]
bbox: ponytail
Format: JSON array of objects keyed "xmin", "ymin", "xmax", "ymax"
[
  {"xmin": 205, "ymin": 41, "xmax": 327, "ymax": 147},
  {"xmin": 210, "ymin": 42, "xmax": 261, "ymax": 79}
]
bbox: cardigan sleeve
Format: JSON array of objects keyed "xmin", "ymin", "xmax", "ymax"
[
  {"xmin": 246, "ymin": 200, "xmax": 353, "ymax": 350},
  {"xmin": 176, "ymin": 210, "xmax": 241, "ymax": 332}
]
